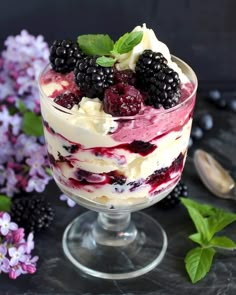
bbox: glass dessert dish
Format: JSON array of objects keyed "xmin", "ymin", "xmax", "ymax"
[{"xmin": 39, "ymin": 25, "xmax": 197, "ymax": 279}]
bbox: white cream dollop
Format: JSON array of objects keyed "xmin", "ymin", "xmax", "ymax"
[
  {"xmin": 71, "ymin": 97, "xmax": 118, "ymax": 135},
  {"xmin": 116, "ymin": 24, "xmax": 188, "ymax": 83}
]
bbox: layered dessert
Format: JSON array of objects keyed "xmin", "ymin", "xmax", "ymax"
[{"xmin": 39, "ymin": 24, "xmax": 197, "ymax": 208}]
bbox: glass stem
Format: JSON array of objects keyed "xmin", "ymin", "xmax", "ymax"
[{"xmin": 92, "ymin": 212, "xmax": 137, "ymax": 247}]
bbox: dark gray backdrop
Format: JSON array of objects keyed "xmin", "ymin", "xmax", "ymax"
[{"xmin": 1, "ymin": 0, "xmax": 236, "ymax": 86}]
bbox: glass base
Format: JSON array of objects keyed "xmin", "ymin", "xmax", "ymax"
[{"xmin": 62, "ymin": 211, "xmax": 167, "ymax": 279}]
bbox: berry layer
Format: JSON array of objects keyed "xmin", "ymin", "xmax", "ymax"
[{"xmin": 40, "ymin": 72, "xmax": 195, "ymax": 206}]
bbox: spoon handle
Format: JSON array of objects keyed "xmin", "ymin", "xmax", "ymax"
[{"xmin": 228, "ymin": 185, "xmax": 236, "ymax": 200}]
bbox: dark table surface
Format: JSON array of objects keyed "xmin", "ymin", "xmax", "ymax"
[{"xmin": 1, "ymin": 91, "xmax": 236, "ymax": 295}]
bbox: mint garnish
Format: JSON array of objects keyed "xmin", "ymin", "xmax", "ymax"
[
  {"xmin": 112, "ymin": 31, "xmax": 143, "ymax": 55},
  {"xmin": 96, "ymin": 56, "xmax": 116, "ymax": 67},
  {"xmin": 0, "ymin": 195, "xmax": 12, "ymax": 212},
  {"xmin": 181, "ymin": 198, "xmax": 236, "ymax": 283},
  {"xmin": 77, "ymin": 34, "xmax": 114, "ymax": 56},
  {"xmin": 77, "ymin": 31, "xmax": 143, "ymax": 67},
  {"xmin": 22, "ymin": 111, "xmax": 44, "ymax": 137}
]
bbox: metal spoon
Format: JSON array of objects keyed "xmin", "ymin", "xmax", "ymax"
[{"xmin": 193, "ymin": 149, "xmax": 236, "ymax": 200}]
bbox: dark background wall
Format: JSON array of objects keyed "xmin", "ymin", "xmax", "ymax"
[{"xmin": 1, "ymin": 0, "xmax": 236, "ymax": 87}]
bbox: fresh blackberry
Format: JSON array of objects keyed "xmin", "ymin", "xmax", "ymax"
[
  {"xmin": 135, "ymin": 50, "xmax": 181, "ymax": 109},
  {"xmin": 74, "ymin": 56, "xmax": 114, "ymax": 98},
  {"xmin": 54, "ymin": 92, "xmax": 81, "ymax": 109},
  {"xmin": 49, "ymin": 40, "xmax": 85, "ymax": 73},
  {"xmin": 114, "ymin": 68, "xmax": 136, "ymax": 85},
  {"xmin": 104, "ymin": 83, "xmax": 142, "ymax": 116},
  {"xmin": 11, "ymin": 195, "xmax": 55, "ymax": 233},
  {"xmin": 158, "ymin": 181, "xmax": 188, "ymax": 209}
]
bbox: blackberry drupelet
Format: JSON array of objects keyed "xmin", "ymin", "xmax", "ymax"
[
  {"xmin": 74, "ymin": 56, "xmax": 114, "ymax": 98},
  {"xmin": 50, "ymin": 40, "xmax": 85, "ymax": 73},
  {"xmin": 135, "ymin": 50, "xmax": 181, "ymax": 109},
  {"xmin": 11, "ymin": 195, "xmax": 55, "ymax": 233},
  {"xmin": 158, "ymin": 181, "xmax": 188, "ymax": 209}
]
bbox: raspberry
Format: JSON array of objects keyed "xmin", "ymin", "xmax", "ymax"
[
  {"xmin": 135, "ymin": 50, "xmax": 181, "ymax": 109},
  {"xmin": 104, "ymin": 83, "xmax": 142, "ymax": 116},
  {"xmin": 54, "ymin": 92, "xmax": 81, "ymax": 109},
  {"xmin": 49, "ymin": 40, "xmax": 85, "ymax": 73},
  {"xmin": 74, "ymin": 56, "xmax": 114, "ymax": 98},
  {"xmin": 114, "ymin": 68, "xmax": 136, "ymax": 85},
  {"xmin": 11, "ymin": 195, "xmax": 55, "ymax": 233},
  {"xmin": 158, "ymin": 180, "xmax": 188, "ymax": 209}
]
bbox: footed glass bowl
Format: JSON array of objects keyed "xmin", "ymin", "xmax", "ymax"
[{"xmin": 39, "ymin": 56, "xmax": 197, "ymax": 279}]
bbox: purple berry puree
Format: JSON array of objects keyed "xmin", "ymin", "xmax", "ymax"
[{"xmin": 47, "ymin": 150, "xmax": 185, "ymax": 196}]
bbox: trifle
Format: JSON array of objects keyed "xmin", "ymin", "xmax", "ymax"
[
  {"xmin": 39, "ymin": 24, "xmax": 197, "ymax": 278},
  {"xmin": 40, "ymin": 24, "xmax": 196, "ymax": 210}
]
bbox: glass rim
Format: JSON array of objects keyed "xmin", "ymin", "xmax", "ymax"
[{"xmin": 38, "ymin": 55, "xmax": 198, "ymax": 119}]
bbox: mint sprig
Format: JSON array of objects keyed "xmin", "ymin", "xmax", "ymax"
[
  {"xmin": 181, "ymin": 198, "xmax": 236, "ymax": 284},
  {"xmin": 77, "ymin": 31, "xmax": 143, "ymax": 67}
]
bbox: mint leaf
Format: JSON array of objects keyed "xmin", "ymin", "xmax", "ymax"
[
  {"xmin": 0, "ymin": 195, "xmax": 12, "ymax": 212},
  {"xmin": 181, "ymin": 198, "xmax": 217, "ymax": 217},
  {"xmin": 22, "ymin": 111, "xmax": 43, "ymax": 136},
  {"xmin": 113, "ymin": 31, "xmax": 143, "ymax": 55},
  {"xmin": 209, "ymin": 236, "xmax": 236, "ymax": 250},
  {"xmin": 18, "ymin": 100, "xmax": 27, "ymax": 113},
  {"xmin": 207, "ymin": 210, "xmax": 236, "ymax": 239},
  {"xmin": 96, "ymin": 56, "xmax": 116, "ymax": 67},
  {"xmin": 183, "ymin": 205, "xmax": 210, "ymax": 241},
  {"xmin": 189, "ymin": 233, "xmax": 204, "ymax": 246},
  {"xmin": 185, "ymin": 247, "xmax": 215, "ymax": 283},
  {"xmin": 78, "ymin": 34, "xmax": 114, "ymax": 56}
]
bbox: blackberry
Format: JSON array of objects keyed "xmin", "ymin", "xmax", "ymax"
[
  {"xmin": 158, "ymin": 181, "xmax": 188, "ymax": 209},
  {"xmin": 74, "ymin": 56, "xmax": 114, "ymax": 98},
  {"xmin": 54, "ymin": 92, "xmax": 81, "ymax": 109},
  {"xmin": 129, "ymin": 140, "xmax": 156, "ymax": 156},
  {"xmin": 104, "ymin": 83, "xmax": 142, "ymax": 116},
  {"xmin": 11, "ymin": 195, "xmax": 55, "ymax": 233},
  {"xmin": 135, "ymin": 50, "xmax": 181, "ymax": 109},
  {"xmin": 49, "ymin": 40, "xmax": 85, "ymax": 73}
]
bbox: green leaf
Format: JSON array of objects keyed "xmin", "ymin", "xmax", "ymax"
[
  {"xmin": 209, "ymin": 236, "xmax": 236, "ymax": 250},
  {"xmin": 18, "ymin": 100, "xmax": 27, "ymax": 113},
  {"xmin": 207, "ymin": 210, "xmax": 236, "ymax": 239},
  {"xmin": 0, "ymin": 195, "xmax": 12, "ymax": 212},
  {"xmin": 96, "ymin": 56, "xmax": 116, "ymax": 67},
  {"xmin": 189, "ymin": 233, "xmax": 204, "ymax": 246},
  {"xmin": 45, "ymin": 167, "xmax": 52, "ymax": 176},
  {"xmin": 184, "ymin": 205, "xmax": 210, "ymax": 241},
  {"xmin": 185, "ymin": 247, "xmax": 215, "ymax": 283},
  {"xmin": 113, "ymin": 31, "xmax": 143, "ymax": 55},
  {"xmin": 77, "ymin": 34, "xmax": 114, "ymax": 56},
  {"xmin": 181, "ymin": 198, "xmax": 217, "ymax": 217},
  {"xmin": 22, "ymin": 111, "xmax": 43, "ymax": 136}
]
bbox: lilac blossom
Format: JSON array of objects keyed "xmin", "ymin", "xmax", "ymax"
[
  {"xmin": 26, "ymin": 154, "xmax": 46, "ymax": 177},
  {"xmin": 0, "ymin": 168, "xmax": 19, "ymax": 197},
  {"xmin": 0, "ymin": 212, "xmax": 38, "ymax": 279},
  {"xmin": 0, "ymin": 213, "xmax": 18, "ymax": 236},
  {"xmin": 60, "ymin": 194, "xmax": 76, "ymax": 207},
  {"xmin": 26, "ymin": 175, "xmax": 50, "ymax": 193}
]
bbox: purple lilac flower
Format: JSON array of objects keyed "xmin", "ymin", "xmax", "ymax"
[
  {"xmin": 0, "ymin": 212, "xmax": 38, "ymax": 279},
  {"xmin": 1, "ymin": 168, "xmax": 19, "ymax": 197},
  {"xmin": 0, "ymin": 245, "xmax": 9, "ymax": 273},
  {"xmin": 0, "ymin": 213, "xmax": 18, "ymax": 236},
  {"xmin": 26, "ymin": 175, "xmax": 50, "ymax": 193},
  {"xmin": 14, "ymin": 134, "xmax": 40, "ymax": 162},
  {"xmin": 60, "ymin": 194, "xmax": 76, "ymax": 207},
  {"xmin": 0, "ymin": 165, "xmax": 6, "ymax": 185},
  {"xmin": 9, "ymin": 246, "xmax": 27, "ymax": 266},
  {"xmin": 0, "ymin": 127, "xmax": 13, "ymax": 165},
  {"xmin": 26, "ymin": 154, "xmax": 46, "ymax": 177}
]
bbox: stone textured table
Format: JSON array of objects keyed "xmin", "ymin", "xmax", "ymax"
[{"xmin": 1, "ymin": 92, "xmax": 236, "ymax": 295}]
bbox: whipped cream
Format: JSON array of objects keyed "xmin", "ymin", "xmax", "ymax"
[{"xmin": 117, "ymin": 24, "xmax": 188, "ymax": 83}]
